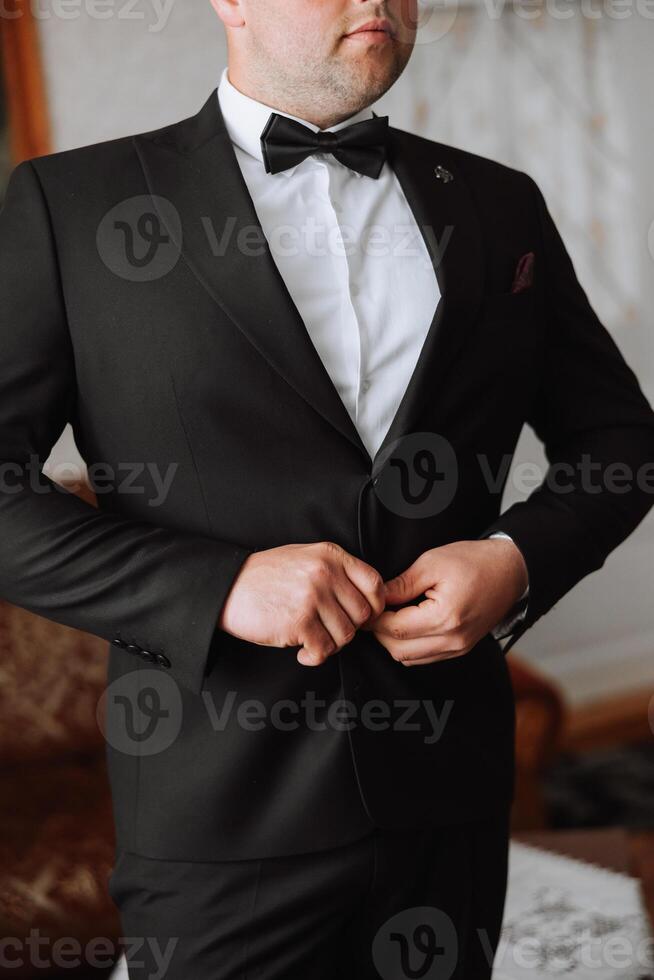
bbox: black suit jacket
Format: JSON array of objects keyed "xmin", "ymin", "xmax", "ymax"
[{"xmin": 1, "ymin": 90, "xmax": 653, "ymax": 860}]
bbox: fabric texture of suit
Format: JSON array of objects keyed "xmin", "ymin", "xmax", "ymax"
[
  {"xmin": 108, "ymin": 808, "xmax": 510, "ymax": 979},
  {"xmin": 1, "ymin": 89, "xmax": 653, "ymax": 862}
]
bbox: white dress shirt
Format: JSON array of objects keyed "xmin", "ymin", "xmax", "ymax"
[
  {"xmin": 218, "ymin": 67, "xmax": 440, "ymax": 461},
  {"xmin": 217, "ymin": 68, "xmax": 527, "ymax": 637}
]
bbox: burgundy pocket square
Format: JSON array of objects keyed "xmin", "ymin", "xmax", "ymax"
[{"xmin": 511, "ymin": 251, "xmax": 535, "ymax": 293}]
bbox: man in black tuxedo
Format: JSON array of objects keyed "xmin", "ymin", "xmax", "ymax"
[{"xmin": 1, "ymin": 0, "xmax": 653, "ymax": 976}]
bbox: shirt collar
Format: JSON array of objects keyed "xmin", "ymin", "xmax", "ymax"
[{"xmin": 217, "ymin": 66, "xmax": 376, "ymax": 178}]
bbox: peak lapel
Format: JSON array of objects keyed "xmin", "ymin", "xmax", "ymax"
[
  {"xmin": 373, "ymin": 128, "xmax": 485, "ymax": 464},
  {"xmin": 133, "ymin": 90, "xmax": 369, "ymax": 461}
]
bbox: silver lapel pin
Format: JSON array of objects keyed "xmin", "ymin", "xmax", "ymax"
[{"xmin": 434, "ymin": 165, "xmax": 454, "ymax": 183}]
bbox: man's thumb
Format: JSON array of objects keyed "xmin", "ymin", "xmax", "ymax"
[{"xmin": 384, "ymin": 567, "xmax": 418, "ymax": 605}]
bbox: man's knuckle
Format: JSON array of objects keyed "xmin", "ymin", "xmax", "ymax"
[
  {"xmin": 341, "ymin": 626, "xmax": 357, "ymax": 646},
  {"xmin": 353, "ymin": 600, "xmax": 371, "ymax": 624},
  {"xmin": 293, "ymin": 612, "xmax": 312, "ymax": 636}
]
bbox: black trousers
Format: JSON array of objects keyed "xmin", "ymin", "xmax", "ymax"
[{"xmin": 108, "ymin": 808, "xmax": 510, "ymax": 980}]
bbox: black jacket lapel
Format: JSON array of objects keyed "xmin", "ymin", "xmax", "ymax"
[
  {"xmin": 133, "ymin": 92, "xmax": 485, "ymax": 469},
  {"xmin": 133, "ymin": 90, "xmax": 369, "ymax": 460},
  {"xmin": 373, "ymin": 127, "xmax": 485, "ymax": 463}
]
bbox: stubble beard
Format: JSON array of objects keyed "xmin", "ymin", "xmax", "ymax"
[{"xmin": 245, "ymin": 35, "xmax": 409, "ymax": 125}]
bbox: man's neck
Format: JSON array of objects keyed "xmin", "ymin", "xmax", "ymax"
[{"xmin": 225, "ymin": 67, "xmax": 369, "ymax": 130}]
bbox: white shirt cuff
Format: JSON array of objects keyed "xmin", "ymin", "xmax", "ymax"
[{"xmin": 488, "ymin": 532, "xmax": 529, "ymax": 639}]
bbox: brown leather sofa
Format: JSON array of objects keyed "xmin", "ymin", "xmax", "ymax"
[{"xmin": 0, "ymin": 599, "xmax": 119, "ymax": 978}]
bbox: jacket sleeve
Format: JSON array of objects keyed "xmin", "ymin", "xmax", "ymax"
[
  {"xmin": 481, "ymin": 174, "xmax": 654, "ymax": 653},
  {"xmin": 0, "ymin": 159, "xmax": 252, "ymax": 696}
]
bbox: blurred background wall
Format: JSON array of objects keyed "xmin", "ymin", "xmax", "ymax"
[{"xmin": 23, "ymin": 2, "xmax": 654, "ymax": 705}]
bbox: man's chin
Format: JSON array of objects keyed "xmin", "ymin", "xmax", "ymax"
[{"xmin": 333, "ymin": 59, "xmax": 404, "ymax": 105}]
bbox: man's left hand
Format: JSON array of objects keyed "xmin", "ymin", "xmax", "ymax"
[{"xmin": 366, "ymin": 539, "xmax": 529, "ymax": 666}]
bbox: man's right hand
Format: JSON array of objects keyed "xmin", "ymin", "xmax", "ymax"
[{"xmin": 218, "ymin": 542, "xmax": 385, "ymax": 666}]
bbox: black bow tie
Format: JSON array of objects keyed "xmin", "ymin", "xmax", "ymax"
[{"xmin": 260, "ymin": 112, "xmax": 389, "ymax": 179}]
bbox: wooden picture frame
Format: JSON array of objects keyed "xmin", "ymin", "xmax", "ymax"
[{"xmin": 0, "ymin": 0, "xmax": 51, "ymax": 165}]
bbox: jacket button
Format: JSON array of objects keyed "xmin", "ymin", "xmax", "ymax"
[
  {"xmin": 154, "ymin": 653, "xmax": 171, "ymax": 668},
  {"xmin": 111, "ymin": 638, "xmax": 126, "ymax": 648},
  {"xmin": 139, "ymin": 650, "xmax": 155, "ymax": 662},
  {"xmin": 125, "ymin": 644, "xmax": 140, "ymax": 655}
]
